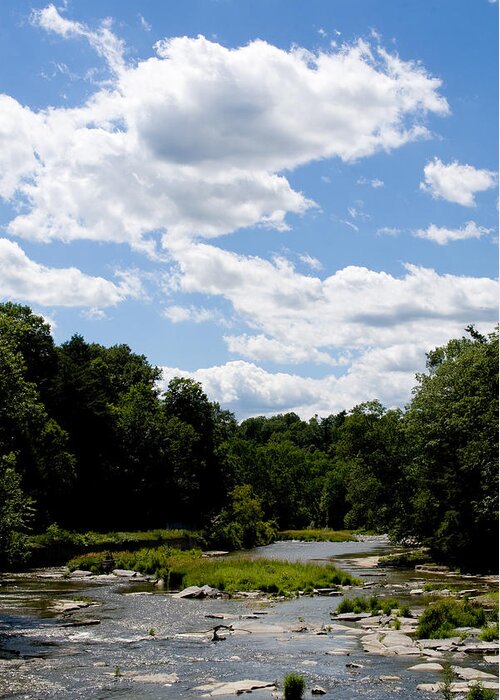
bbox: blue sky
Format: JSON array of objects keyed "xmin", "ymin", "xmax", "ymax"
[{"xmin": 0, "ymin": 0, "xmax": 498, "ymax": 418}]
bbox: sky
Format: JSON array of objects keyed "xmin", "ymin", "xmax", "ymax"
[{"xmin": 0, "ymin": 0, "xmax": 498, "ymax": 419}]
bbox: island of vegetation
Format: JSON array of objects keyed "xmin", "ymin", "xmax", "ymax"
[{"xmin": 0, "ymin": 302, "xmax": 498, "ymax": 589}]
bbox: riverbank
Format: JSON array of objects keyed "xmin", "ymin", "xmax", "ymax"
[{"xmin": 0, "ymin": 538, "xmax": 498, "ymax": 699}]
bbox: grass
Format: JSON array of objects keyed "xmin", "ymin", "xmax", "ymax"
[
  {"xmin": 33, "ymin": 524, "xmax": 205, "ymax": 549},
  {"xmin": 283, "ymin": 673, "xmax": 305, "ymax": 699},
  {"xmin": 67, "ymin": 547, "xmax": 360, "ymax": 595},
  {"xmin": 415, "ymin": 599, "xmax": 487, "ymax": 639},
  {"xmin": 334, "ymin": 595, "xmax": 411, "ymax": 617},
  {"xmin": 278, "ymin": 529, "xmax": 357, "ymax": 542},
  {"xmin": 378, "ymin": 549, "xmax": 433, "ymax": 568}
]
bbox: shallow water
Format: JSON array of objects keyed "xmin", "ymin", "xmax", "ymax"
[{"xmin": 0, "ymin": 539, "xmax": 497, "ymax": 699}]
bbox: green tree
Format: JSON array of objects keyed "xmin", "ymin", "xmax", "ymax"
[
  {"xmin": 399, "ymin": 328, "xmax": 498, "ymax": 570},
  {"xmin": 210, "ymin": 484, "xmax": 276, "ymax": 550},
  {"xmin": 0, "ymin": 453, "xmax": 34, "ymax": 567}
]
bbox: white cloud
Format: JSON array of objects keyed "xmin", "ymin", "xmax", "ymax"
[
  {"xmin": 420, "ymin": 158, "xmax": 497, "ymax": 207},
  {"xmin": 157, "ymin": 341, "xmax": 439, "ymax": 419},
  {"xmin": 414, "ymin": 220, "xmax": 493, "ymax": 245},
  {"xmin": 0, "ymin": 238, "xmax": 140, "ymax": 307},
  {"xmin": 163, "ymin": 305, "xmax": 218, "ymax": 324},
  {"xmin": 31, "ymin": 4, "xmax": 125, "ymax": 74},
  {"xmin": 138, "ymin": 14, "xmax": 151, "ymax": 32},
  {"xmin": 1, "ymin": 16, "xmax": 449, "ymax": 255},
  {"xmin": 169, "ymin": 241, "xmax": 498, "ymax": 367},
  {"xmin": 299, "ymin": 253, "xmax": 323, "ymax": 270},
  {"xmin": 371, "ymin": 178, "xmax": 384, "ymax": 188},
  {"xmin": 377, "ymin": 226, "xmax": 401, "ymax": 236}
]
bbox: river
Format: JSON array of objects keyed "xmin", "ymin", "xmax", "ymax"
[{"xmin": 0, "ymin": 537, "xmax": 497, "ymax": 699}]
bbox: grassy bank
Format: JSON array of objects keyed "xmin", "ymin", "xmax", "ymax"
[
  {"xmin": 67, "ymin": 547, "xmax": 360, "ymax": 594},
  {"xmin": 277, "ymin": 529, "xmax": 357, "ymax": 542},
  {"xmin": 28, "ymin": 525, "xmax": 205, "ymax": 566}
]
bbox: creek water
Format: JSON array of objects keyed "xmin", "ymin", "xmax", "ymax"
[{"xmin": 0, "ymin": 537, "xmax": 497, "ymax": 699}]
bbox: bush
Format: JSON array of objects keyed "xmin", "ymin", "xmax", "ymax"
[
  {"xmin": 283, "ymin": 673, "xmax": 305, "ymax": 700},
  {"xmin": 416, "ymin": 599, "xmax": 486, "ymax": 639},
  {"xmin": 466, "ymin": 683, "xmax": 496, "ymax": 700},
  {"xmin": 479, "ymin": 623, "xmax": 498, "ymax": 642}
]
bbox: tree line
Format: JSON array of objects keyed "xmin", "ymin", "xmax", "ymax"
[{"xmin": 0, "ymin": 302, "xmax": 498, "ymax": 571}]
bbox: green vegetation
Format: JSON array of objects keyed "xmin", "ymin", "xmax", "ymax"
[
  {"xmin": 466, "ymin": 683, "xmax": 496, "ymax": 700},
  {"xmin": 378, "ymin": 550, "xmax": 433, "ymax": 568},
  {"xmin": 0, "ymin": 303, "xmax": 497, "ymax": 573},
  {"xmin": 335, "ymin": 595, "xmax": 409, "ymax": 616},
  {"xmin": 479, "ymin": 622, "xmax": 498, "ymax": 642},
  {"xmin": 283, "ymin": 673, "xmax": 305, "ymax": 700},
  {"xmin": 278, "ymin": 529, "xmax": 357, "ymax": 542},
  {"xmin": 67, "ymin": 547, "xmax": 359, "ymax": 594},
  {"xmin": 416, "ymin": 599, "xmax": 487, "ymax": 639}
]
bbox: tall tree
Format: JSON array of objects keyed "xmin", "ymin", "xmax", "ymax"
[{"xmin": 399, "ymin": 327, "xmax": 498, "ymax": 570}]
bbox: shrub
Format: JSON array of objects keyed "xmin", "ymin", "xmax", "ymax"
[
  {"xmin": 466, "ymin": 683, "xmax": 496, "ymax": 700},
  {"xmin": 479, "ymin": 623, "xmax": 498, "ymax": 642},
  {"xmin": 283, "ymin": 673, "xmax": 305, "ymax": 700},
  {"xmin": 416, "ymin": 599, "xmax": 486, "ymax": 639}
]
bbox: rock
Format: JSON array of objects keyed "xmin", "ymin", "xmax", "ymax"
[
  {"xmin": 62, "ymin": 619, "xmax": 101, "ymax": 627},
  {"xmin": 483, "ymin": 655, "xmax": 499, "ymax": 664},
  {"xmin": 417, "ymin": 681, "xmax": 499, "ymax": 693},
  {"xmin": 379, "ymin": 676, "xmax": 401, "ymax": 681},
  {"xmin": 462, "ymin": 642, "xmax": 499, "ymax": 654},
  {"xmin": 112, "ymin": 569, "xmax": 142, "ymax": 578},
  {"xmin": 202, "ymin": 551, "xmax": 229, "ymax": 558},
  {"xmin": 194, "ymin": 679, "xmax": 276, "ymax": 696},
  {"xmin": 417, "ymin": 638, "xmax": 461, "ymax": 650},
  {"xmin": 415, "ymin": 565, "xmax": 449, "ymax": 572},
  {"xmin": 326, "ymin": 649, "xmax": 351, "ymax": 655},
  {"xmin": 407, "ymin": 663, "xmax": 444, "ymax": 672},
  {"xmin": 173, "ymin": 585, "xmax": 222, "ymax": 599},
  {"xmin": 132, "ymin": 673, "xmax": 179, "ymax": 684},
  {"xmin": 451, "ymin": 666, "xmax": 499, "ymax": 681},
  {"xmin": 51, "ymin": 599, "xmax": 94, "ymax": 613},
  {"xmin": 311, "ymin": 687, "xmax": 327, "ymax": 695},
  {"xmin": 206, "ymin": 614, "xmax": 225, "ymax": 619},
  {"xmin": 333, "ymin": 612, "xmax": 373, "ymax": 621},
  {"xmin": 458, "ymin": 589, "xmax": 478, "ymax": 597},
  {"xmin": 410, "ymin": 589, "xmax": 424, "ymax": 595},
  {"xmin": 70, "ymin": 569, "xmax": 93, "ymax": 577},
  {"xmin": 380, "ymin": 632, "xmax": 415, "ymax": 648},
  {"xmin": 346, "ymin": 662, "xmax": 364, "ymax": 668},
  {"xmin": 316, "ymin": 588, "xmax": 340, "ymax": 595}
]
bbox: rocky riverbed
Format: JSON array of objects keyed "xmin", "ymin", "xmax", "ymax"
[{"xmin": 0, "ymin": 538, "xmax": 497, "ymax": 698}]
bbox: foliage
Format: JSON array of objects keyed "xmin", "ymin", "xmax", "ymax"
[
  {"xmin": 210, "ymin": 485, "xmax": 276, "ymax": 550},
  {"xmin": 67, "ymin": 547, "xmax": 360, "ymax": 593},
  {"xmin": 416, "ymin": 599, "xmax": 486, "ymax": 639},
  {"xmin": 378, "ymin": 550, "xmax": 433, "ymax": 568},
  {"xmin": 479, "ymin": 623, "xmax": 498, "ymax": 641},
  {"xmin": 398, "ymin": 328, "xmax": 499, "ymax": 571},
  {"xmin": 278, "ymin": 529, "xmax": 357, "ymax": 542},
  {"xmin": 0, "ymin": 304, "xmax": 497, "ymax": 575},
  {"xmin": 0, "ymin": 453, "xmax": 34, "ymax": 567},
  {"xmin": 283, "ymin": 673, "xmax": 305, "ymax": 700},
  {"xmin": 334, "ymin": 595, "xmax": 407, "ymax": 616},
  {"xmin": 466, "ymin": 683, "xmax": 496, "ymax": 700}
]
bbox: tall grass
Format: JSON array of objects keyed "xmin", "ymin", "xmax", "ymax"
[
  {"xmin": 278, "ymin": 529, "xmax": 357, "ymax": 542},
  {"xmin": 67, "ymin": 547, "xmax": 360, "ymax": 594},
  {"xmin": 416, "ymin": 599, "xmax": 487, "ymax": 639}
]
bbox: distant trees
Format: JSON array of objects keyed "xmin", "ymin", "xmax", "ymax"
[{"xmin": 0, "ymin": 301, "xmax": 497, "ymax": 572}]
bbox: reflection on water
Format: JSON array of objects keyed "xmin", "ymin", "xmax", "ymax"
[{"xmin": 0, "ymin": 539, "xmax": 497, "ymax": 699}]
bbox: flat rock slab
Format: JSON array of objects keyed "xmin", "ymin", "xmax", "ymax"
[
  {"xmin": 380, "ymin": 632, "xmax": 415, "ymax": 647},
  {"xmin": 70, "ymin": 570, "xmax": 93, "ymax": 577},
  {"xmin": 380, "ymin": 676, "xmax": 401, "ymax": 681},
  {"xmin": 451, "ymin": 666, "xmax": 499, "ymax": 681},
  {"xmin": 484, "ymin": 655, "xmax": 499, "ymax": 664},
  {"xmin": 194, "ymin": 679, "xmax": 276, "ymax": 696},
  {"xmin": 417, "ymin": 638, "xmax": 461, "ymax": 650},
  {"xmin": 462, "ymin": 642, "xmax": 499, "ymax": 654},
  {"xmin": 408, "ymin": 663, "xmax": 444, "ymax": 672},
  {"xmin": 334, "ymin": 613, "xmax": 373, "ymax": 621},
  {"xmin": 112, "ymin": 569, "xmax": 148, "ymax": 579},
  {"xmin": 417, "ymin": 681, "xmax": 499, "ymax": 693},
  {"xmin": 132, "ymin": 673, "xmax": 179, "ymax": 685},
  {"xmin": 51, "ymin": 599, "xmax": 95, "ymax": 613}
]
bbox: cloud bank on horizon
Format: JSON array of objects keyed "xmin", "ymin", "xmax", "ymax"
[{"xmin": 0, "ymin": 2, "xmax": 497, "ymax": 419}]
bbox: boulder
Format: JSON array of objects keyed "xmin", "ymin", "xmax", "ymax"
[
  {"xmin": 311, "ymin": 687, "xmax": 327, "ymax": 695},
  {"xmin": 173, "ymin": 585, "xmax": 222, "ymax": 599},
  {"xmin": 407, "ymin": 663, "xmax": 443, "ymax": 672}
]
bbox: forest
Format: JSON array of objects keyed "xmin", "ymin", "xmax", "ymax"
[{"xmin": 0, "ymin": 302, "xmax": 498, "ymax": 572}]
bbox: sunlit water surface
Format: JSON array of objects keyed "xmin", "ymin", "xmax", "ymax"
[{"xmin": 0, "ymin": 538, "xmax": 497, "ymax": 699}]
